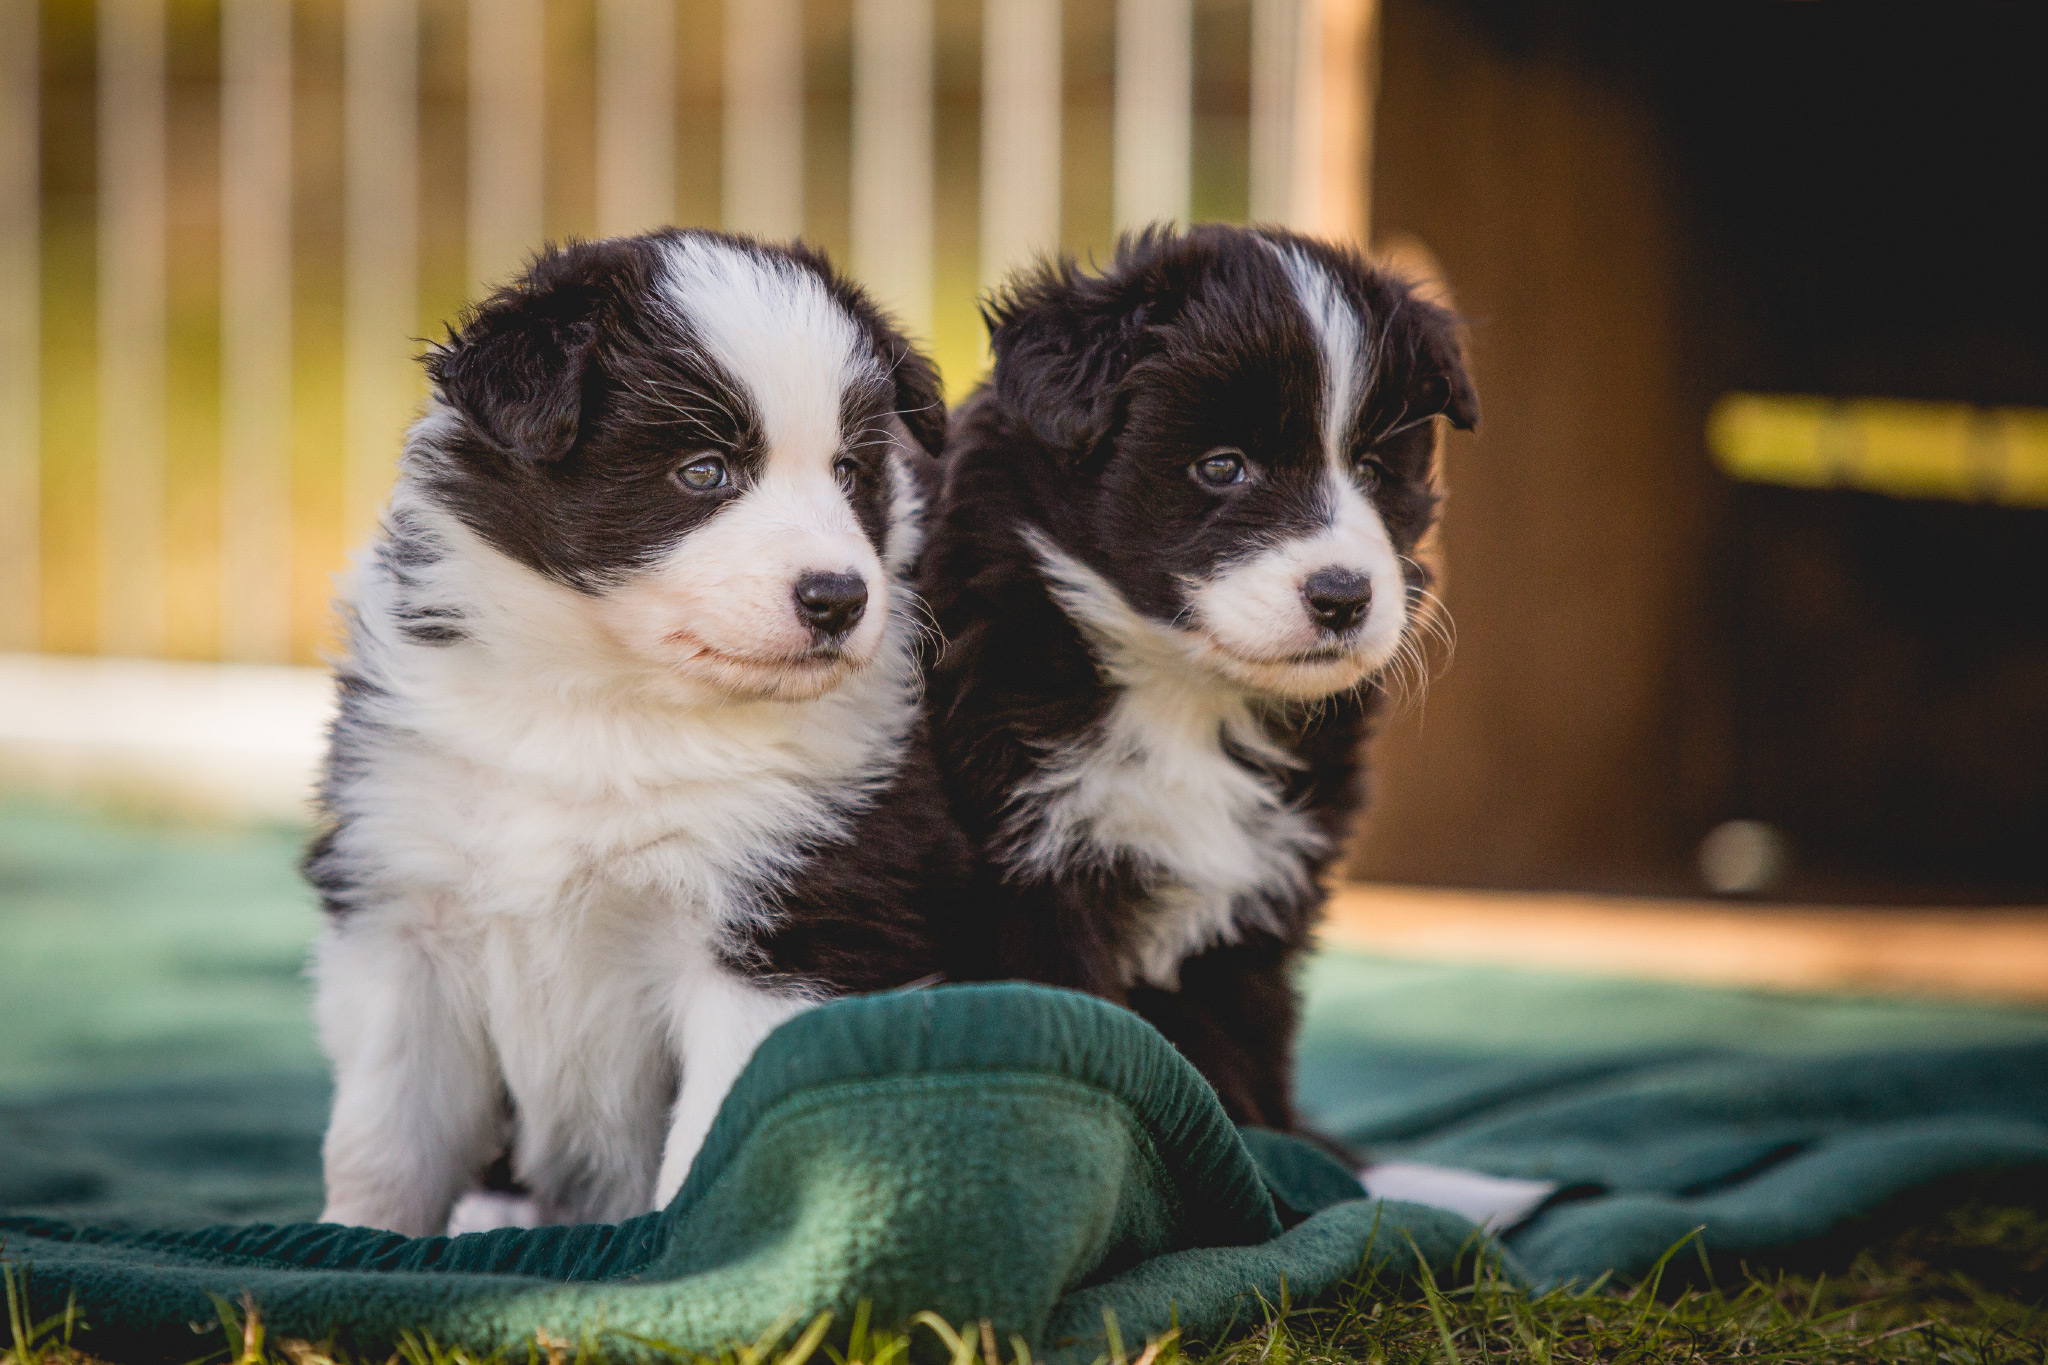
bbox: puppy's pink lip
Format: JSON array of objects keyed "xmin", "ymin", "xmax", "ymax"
[
  {"xmin": 661, "ymin": 631, "xmax": 845, "ymax": 670},
  {"xmin": 1203, "ymin": 638, "xmax": 1363, "ymax": 669}
]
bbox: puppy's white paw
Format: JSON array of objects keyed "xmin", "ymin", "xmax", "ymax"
[
  {"xmin": 446, "ymin": 1189, "xmax": 544, "ymax": 1235},
  {"xmin": 1359, "ymin": 1160, "xmax": 1558, "ymax": 1233}
]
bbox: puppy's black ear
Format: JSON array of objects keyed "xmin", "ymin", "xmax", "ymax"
[
  {"xmin": 987, "ymin": 229, "xmax": 1193, "ymax": 461},
  {"xmin": 874, "ymin": 330, "xmax": 948, "ymax": 458},
  {"xmin": 1412, "ymin": 298, "xmax": 1479, "ymax": 433},
  {"xmin": 1374, "ymin": 236, "xmax": 1478, "ymax": 433},
  {"xmin": 426, "ymin": 247, "xmax": 612, "ymax": 463}
]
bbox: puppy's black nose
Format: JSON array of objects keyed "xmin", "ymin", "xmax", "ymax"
[
  {"xmin": 1302, "ymin": 567, "xmax": 1373, "ymax": 635},
  {"xmin": 794, "ymin": 572, "xmax": 868, "ymax": 639}
]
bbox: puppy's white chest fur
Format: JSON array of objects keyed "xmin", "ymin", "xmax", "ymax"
[{"xmin": 1009, "ymin": 537, "xmax": 1327, "ymax": 988}]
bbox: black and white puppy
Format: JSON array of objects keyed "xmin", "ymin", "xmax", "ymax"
[
  {"xmin": 307, "ymin": 229, "xmax": 964, "ymax": 1236},
  {"xmin": 924, "ymin": 225, "xmax": 1476, "ymax": 1131}
]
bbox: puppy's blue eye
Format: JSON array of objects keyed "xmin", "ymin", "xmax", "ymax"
[
  {"xmin": 1191, "ymin": 449, "xmax": 1247, "ymax": 488},
  {"xmin": 833, "ymin": 455, "xmax": 861, "ymax": 490},
  {"xmin": 672, "ymin": 455, "xmax": 728, "ymax": 491},
  {"xmin": 1353, "ymin": 457, "xmax": 1384, "ymax": 493}
]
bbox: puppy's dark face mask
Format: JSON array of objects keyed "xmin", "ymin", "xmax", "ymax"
[
  {"xmin": 989, "ymin": 227, "xmax": 1477, "ymax": 701},
  {"xmin": 417, "ymin": 230, "xmax": 944, "ymax": 702}
]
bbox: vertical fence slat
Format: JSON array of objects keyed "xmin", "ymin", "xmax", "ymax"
[
  {"xmin": 1249, "ymin": 0, "xmax": 1378, "ymax": 241},
  {"xmin": 721, "ymin": 0, "xmax": 803, "ymax": 239},
  {"xmin": 344, "ymin": 0, "xmax": 419, "ymax": 548},
  {"xmin": 597, "ymin": 0, "xmax": 678, "ymax": 237},
  {"xmin": 29, "ymin": 1, "xmax": 1340, "ymax": 664},
  {"xmin": 220, "ymin": 0, "xmax": 293, "ymax": 663},
  {"xmin": 1317, "ymin": 0, "xmax": 1377, "ymax": 245},
  {"xmin": 0, "ymin": 0, "xmax": 37, "ymax": 651},
  {"xmin": 467, "ymin": 0, "xmax": 545, "ymax": 296},
  {"xmin": 979, "ymin": 0, "xmax": 1060, "ymax": 290},
  {"xmin": 1247, "ymin": 0, "xmax": 1299, "ymax": 226},
  {"xmin": 1112, "ymin": 0, "xmax": 1191, "ymax": 231},
  {"xmin": 97, "ymin": 0, "xmax": 168, "ymax": 657},
  {"xmin": 851, "ymin": 0, "xmax": 933, "ymax": 334}
]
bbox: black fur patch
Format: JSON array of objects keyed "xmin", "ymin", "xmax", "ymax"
[
  {"xmin": 302, "ymin": 665, "xmax": 391, "ymax": 918},
  {"xmin": 925, "ymin": 224, "xmax": 1476, "ymax": 1132},
  {"xmin": 724, "ymin": 716, "xmax": 969, "ymax": 995}
]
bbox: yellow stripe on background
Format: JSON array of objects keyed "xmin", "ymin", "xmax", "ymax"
[
  {"xmin": 342, "ymin": 0, "xmax": 421, "ymax": 550},
  {"xmin": 1113, "ymin": 0, "xmax": 1192, "ymax": 231},
  {"xmin": 97, "ymin": 0, "xmax": 169, "ymax": 658},
  {"xmin": 852, "ymin": 0, "xmax": 936, "ymax": 337},
  {"xmin": 1, "ymin": 0, "xmax": 38, "ymax": 651},
  {"xmin": 1709, "ymin": 393, "xmax": 2048, "ymax": 510},
  {"xmin": 722, "ymin": 0, "xmax": 804, "ymax": 240},
  {"xmin": 220, "ymin": 0, "xmax": 295, "ymax": 664},
  {"xmin": 2002, "ymin": 409, "xmax": 2048, "ymax": 507}
]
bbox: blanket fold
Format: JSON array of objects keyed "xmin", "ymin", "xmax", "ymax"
[{"xmin": 0, "ymin": 985, "xmax": 1472, "ymax": 1365}]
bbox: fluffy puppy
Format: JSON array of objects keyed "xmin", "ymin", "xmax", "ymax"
[
  {"xmin": 923, "ymin": 225, "xmax": 1476, "ymax": 1130},
  {"xmin": 307, "ymin": 229, "xmax": 964, "ymax": 1236}
]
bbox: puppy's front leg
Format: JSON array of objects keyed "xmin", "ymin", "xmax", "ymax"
[
  {"xmin": 315, "ymin": 917, "xmax": 505, "ymax": 1236},
  {"xmin": 652, "ymin": 971, "xmax": 817, "ymax": 1209}
]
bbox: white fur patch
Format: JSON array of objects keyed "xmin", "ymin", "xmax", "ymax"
[
  {"xmin": 654, "ymin": 968, "xmax": 820, "ymax": 1205},
  {"xmin": 1359, "ymin": 1162, "xmax": 1559, "ymax": 1234},
  {"xmin": 1013, "ymin": 533, "xmax": 1327, "ymax": 988},
  {"xmin": 445, "ymin": 1190, "xmax": 544, "ymax": 1235},
  {"xmin": 1183, "ymin": 476, "xmax": 1407, "ymax": 685},
  {"xmin": 880, "ymin": 418, "xmax": 926, "ymax": 577}
]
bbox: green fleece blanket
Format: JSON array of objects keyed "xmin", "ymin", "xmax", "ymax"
[{"xmin": 5, "ymin": 803, "xmax": 2048, "ymax": 1362}]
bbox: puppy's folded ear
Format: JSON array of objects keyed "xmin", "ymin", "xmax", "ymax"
[
  {"xmin": 875, "ymin": 333, "xmax": 947, "ymax": 459},
  {"xmin": 1412, "ymin": 301, "xmax": 1479, "ymax": 433},
  {"xmin": 986, "ymin": 229, "xmax": 1194, "ymax": 462},
  {"xmin": 1377, "ymin": 235, "xmax": 1479, "ymax": 433},
  {"xmin": 426, "ymin": 246, "xmax": 616, "ymax": 463}
]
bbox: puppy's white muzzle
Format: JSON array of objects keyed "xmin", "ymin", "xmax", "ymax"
[
  {"xmin": 1185, "ymin": 482, "xmax": 1408, "ymax": 701},
  {"xmin": 597, "ymin": 469, "xmax": 890, "ymax": 700}
]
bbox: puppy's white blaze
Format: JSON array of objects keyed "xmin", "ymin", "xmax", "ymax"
[
  {"xmin": 660, "ymin": 236, "xmax": 874, "ymax": 460},
  {"xmin": 1017, "ymin": 534, "xmax": 1326, "ymax": 987},
  {"xmin": 1269, "ymin": 242, "xmax": 1364, "ymax": 472}
]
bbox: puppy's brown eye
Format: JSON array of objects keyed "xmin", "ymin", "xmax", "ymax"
[
  {"xmin": 1191, "ymin": 449, "xmax": 1247, "ymax": 489},
  {"xmin": 1353, "ymin": 457, "xmax": 1384, "ymax": 493},
  {"xmin": 832, "ymin": 455, "xmax": 861, "ymax": 490},
  {"xmin": 672, "ymin": 455, "xmax": 728, "ymax": 491}
]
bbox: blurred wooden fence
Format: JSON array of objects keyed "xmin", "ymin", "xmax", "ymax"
[{"xmin": 0, "ymin": 0, "xmax": 1375, "ymax": 665}]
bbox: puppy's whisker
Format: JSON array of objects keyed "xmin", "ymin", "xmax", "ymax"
[{"xmin": 893, "ymin": 587, "xmax": 947, "ymax": 662}]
